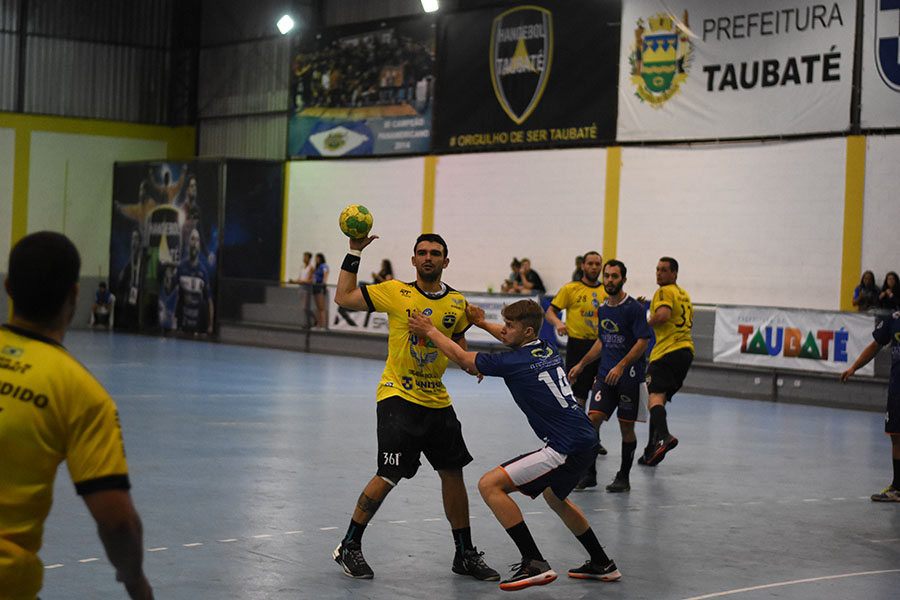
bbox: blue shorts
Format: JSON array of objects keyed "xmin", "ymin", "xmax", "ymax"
[
  {"xmin": 588, "ymin": 372, "xmax": 648, "ymax": 423},
  {"xmin": 500, "ymin": 444, "xmax": 599, "ymax": 501}
]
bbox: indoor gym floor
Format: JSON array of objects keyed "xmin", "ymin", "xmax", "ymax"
[{"xmin": 36, "ymin": 331, "xmax": 900, "ymax": 599}]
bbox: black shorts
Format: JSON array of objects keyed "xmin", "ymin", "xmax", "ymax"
[
  {"xmin": 646, "ymin": 347, "xmax": 693, "ymax": 401},
  {"xmin": 376, "ymin": 396, "xmax": 473, "ymax": 481},
  {"xmin": 312, "ymin": 283, "xmax": 326, "ymax": 296},
  {"xmin": 886, "ymin": 390, "xmax": 900, "ymax": 435},
  {"xmin": 566, "ymin": 337, "xmax": 600, "ymax": 401}
]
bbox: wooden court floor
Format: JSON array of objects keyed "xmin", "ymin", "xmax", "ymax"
[{"xmin": 36, "ymin": 331, "xmax": 900, "ymax": 599}]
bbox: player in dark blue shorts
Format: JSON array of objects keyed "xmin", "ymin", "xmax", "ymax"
[
  {"xmin": 841, "ymin": 310, "xmax": 900, "ymax": 502},
  {"xmin": 409, "ymin": 299, "xmax": 621, "ymax": 591},
  {"xmin": 568, "ymin": 260, "xmax": 652, "ymax": 493}
]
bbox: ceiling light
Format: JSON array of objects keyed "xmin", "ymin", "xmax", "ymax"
[
  {"xmin": 421, "ymin": 0, "xmax": 439, "ymax": 13},
  {"xmin": 277, "ymin": 14, "xmax": 295, "ymax": 35}
]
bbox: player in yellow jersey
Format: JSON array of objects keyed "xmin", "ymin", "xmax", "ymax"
[
  {"xmin": 641, "ymin": 257, "xmax": 694, "ymax": 467},
  {"xmin": 0, "ymin": 232, "xmax": 153, "ymax": 600},
  {"xmin": 545, "ymin": 251, "xmax": 608, "ymax": 487},
  {"xmin": 331, "ymin": 232, "xmax": 498, "ymax": 582}
]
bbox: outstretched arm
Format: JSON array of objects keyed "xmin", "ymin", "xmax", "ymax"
[
  {"xmin": 82, "ymin": 489, "xmax": 154, "ymax": 600},
  {"xmin": 840, "ymin": 340, "xmax": 882, "ymax": 383},
  {"xmin": 334, "ymin": 235, "xmax": 379, "ymax": 310},
  {"xmin": 465, "ymin": 304, "xmax": 504, "ymax": 342},
  {"xmin": 408, "ymin": 312, "xmax": 479, "ymax": 373}
]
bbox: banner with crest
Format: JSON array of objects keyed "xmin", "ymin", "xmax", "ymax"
[
  {"xmin": 433, "ymin": 0, "xmax": 619, "ymax": 153},
  {"xmin": 860, "ymin": 0, "xmax": 900, "ymax": 128},
  {"xmin": 617, "ymin": 0, "xmax": 857, "ymax": 141}
]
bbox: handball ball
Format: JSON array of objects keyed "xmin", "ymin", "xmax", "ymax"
[{"xmin": 339, "ymin": 204, "xmax": 374, "ymax": 239}]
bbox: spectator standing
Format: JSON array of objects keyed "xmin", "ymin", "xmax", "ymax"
[
  {"xmin": 312, "ymin": 253, "xmax": 329, "ymax": 329},
  {"xmin": 853, "ymin": 270, "xmax": 880, "ymax": 312},
  {"xmin": 372, "ymin": 259, "xmax": 393, "ymax": 283},
  {"xmin": 879, "ymin": 272, "xmax": 900, "ymax": 311}
]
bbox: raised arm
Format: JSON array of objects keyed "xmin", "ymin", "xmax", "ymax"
[
  {"xmin": 408, "ymin": 312, "xmax": 479, "ymax": 373},
  {"xmin": 334, "ymin": 235, "xmax": 378, "ymax": 311},
  {"xmin": 82, "ymin": 489, "xmax": 154, "ymax": 600},
  {"xmin": 465, "ymin": 304, "xmax": 504, "ymax": 342}
]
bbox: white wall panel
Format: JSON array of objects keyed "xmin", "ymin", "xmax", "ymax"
[
  {"xmin": 0, "ymin": 128, "xmax": 14, "ymax": 270},
  {"xmin": 617, "ymin": 139, "xmax": 847, "ymax": 310},
  {"xmin": 286, "ymin": 158, "xmax": 425, "ymax": 284},
  {"xmin": 861, "ymin": 135, "xmax": 900, "ymax": 284},
  {"xmin": 28, "ymin": 132, "xmax": 168, "ymax": 277},
  {"xmin": 433, "ymin": 148, "xmax": 607, "ymax": 295}
]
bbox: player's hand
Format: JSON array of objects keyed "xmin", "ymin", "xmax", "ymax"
[
  {"xmin": 407, "ymin": 311, "xmax": 434, "ymax": 336},
  {"xmin": 839, "ymin": 368, "xmax": 854, "ymax": 383},
  {"xmin": 556, "ymin": 324, "xmax": 568, "ymax": 336},
  {"xmin": 466, "ymin": 304, "xmax": 486, "ymax": 326},
  {"xmin": 605, "ymin": 364, "xmax": 624, "ymax": 385},
  {"xmin": 567, "ymin": 364, "xmax": 581, "ymax": 383},
  {"xmin": 636, "ymin": 295, "xmax": 648, "ymax": 305},
  {"xmin": 349, "ymin": 234, "xmax": 378, "ymax": 252}
]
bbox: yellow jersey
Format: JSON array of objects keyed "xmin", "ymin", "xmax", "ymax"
[
  {"xmin": 0, "ymin": 325, "xmax": 129, "ymax": 600},
  {"xmin": 549, "ymin": 281, "xmax": 607, "ymax": 340},
  {"xmin": 362, "ymin": 280, "xmax": 470, "ymax": 409},
  {"xmin": 649, "ymin": 284, "xmax": 694, "ymax": 362}
]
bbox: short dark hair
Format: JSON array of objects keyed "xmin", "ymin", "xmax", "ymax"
[
  {"xmin": 603, "ymin": 259, "xmax": 627, "ymax": 278},
  {"xmin": 414, "ymin": 233, "xmax": 448, "ymax": 258},
  {"xmin": 659, "ymin": 256, "xmax": 679, "ymax": 272},
  {"xmin": 7, "ymin": 231, "xmax": 81, "ymax": 322},
  {"xmin": 501, "ymin": 299, "xmax": 544, "ymax": 334},
  {"xmin": 583, "ymin": 251, "xmax": 601, "ymax": 262}
]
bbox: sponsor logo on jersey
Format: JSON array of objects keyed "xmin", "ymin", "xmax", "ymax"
[
  {"xmin": 531, "ymin": 347, "xmax": 553, "ymax": 358},
  {"xmin": 490, "ymin": 6, "xmax": 552, "ymax": 124},
  {"xmin": 442, "ymin": 313, "xmax": 456, "ymax": 328},
  {"xmin": 600, "ymin": 319, "xmax": 620, "ymax": 333},
  {"xmin": 1, "ymin": 345, "xmax": 24, "ymax": 358},
  {"xmin": 629, "ymin": 11, "xmax": 693, "ymax": 107}
]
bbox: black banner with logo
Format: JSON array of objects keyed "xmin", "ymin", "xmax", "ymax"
[{"xmin": 434, "ymin": 0, "xmax": 620, "ymax": 152}]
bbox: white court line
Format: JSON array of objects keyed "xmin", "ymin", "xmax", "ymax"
[
  {"xmin": 78, "ymin": 558, "xmax": 99, "ymax": 563},
  {"xmin": 45, "ymin": 564, "xmax": 64, "ymax": 569},
  {"xmin": 680, "ymin": 569, "xmax": 900, "ymax": 600},
  {"xmin": 871, "ymin": 538, "xmax": 900, "ymax": 543},
  {"xmin": 253, "ymin": 534, "xmax": 272, "ymax": 539},
  {"xmin": 423, "ymin": 518, "xmax": 442, "ymax": 522},
  {"xmin": 184, "ymin": 543, "xmax": 203, "ymax": 547},
  {"xmin": 389, "ymin": 520, "xmax": 407, "ymax": 524},
  {"xmin": 148, "ymin": 547, "xmax": 168, "ymax": 552},
  {"xmin": 319, "ymin": 527, "xmax": 338, "ymax": 531},
  {"xmin": 285, "ymin": 531, "xmax": 302, "ymax": 535},
  {"xmin": 525, "ymin": 511, "xmax": 543, "ymax": 515},
  {"xmin": 218, "ymin": 539, "xmax": 238, "ymax": 543},
  {"xmin": 802, "ymin": 498, "xmax": 820, "ymax": 502}
]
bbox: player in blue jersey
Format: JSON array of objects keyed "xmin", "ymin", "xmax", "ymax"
[
  {"xmin": 176, "ymin": 228, "xmax": 213, "ymax": 335},
  {"xmin": 408, "ymin": 299, "xmax": 621, "ymax": 591},
  {"xmin": 568, "ymin": 260, "xmax": 652, "ymax": 493},
  {"xmin": 841, "ymin": 310, "xmax": 900, "ymax": 502}
]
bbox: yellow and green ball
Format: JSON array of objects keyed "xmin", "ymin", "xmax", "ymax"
[{"xmin": 339, "ymin": 204, "xmax": 374, "ymax": 239}]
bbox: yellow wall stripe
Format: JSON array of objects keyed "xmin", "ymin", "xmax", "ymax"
[
  {"xmin": 11, "ymin": 125, "xmax": 31, "ymax": 249},
  {"xmin": 421, "ymin": 155, "xmax": 438, "ymax": 234},
  {"xmin": 280, "ymin": 163, "xmax": 291, "ymax": 282},
  {"xmin": 840, "ymin": 135, "xmax": 866, "ymax": 311},
  {"xmin": 602, "ymin": 146, "xmax": 622, "ymax": 262}
]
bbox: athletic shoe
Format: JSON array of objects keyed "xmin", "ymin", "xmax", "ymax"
[
  {"xmin": 575, "ymin": 470, "xmax": 597, "ymax": 490},
  {"xmin": 452, "ymin": 548, "xmax": 500, "ymax": 581},
  {"xmin": 871, "ymin": 485, "xmax": 900, "ymax": 502},
  {"xmin": 567, "ymin": 559, "xmax": 621, "ymax": 581},
  {"xmin": 499, "ymin": 558, "xmax": 557, "ymax": 591},
  {"xmin": 647, "ymin": 435, "xmax": 678, "ymax": 466},
  {"xmin": 605, "ymin": 473, "xmax": 630, "ymax": 493},
  {"xmin": 597, "ymin": 439, "xmax": 607, "ymax": 456},
  {"xmin": 333, "ymin": 540, "xmax": 374, "ymax": 579}
]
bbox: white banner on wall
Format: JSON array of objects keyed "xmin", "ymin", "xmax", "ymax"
[
  {"xmin": 327, "ymin": 289, "xmax": 540, "ymax": 344},
  {"xmin": 713, "ymin": 306, "xmax": 876, "ymax": 375},
  {"xmin": 618, "ymin": 0, "xmax": 856, "ymax": 141},
  {"xmin": 861, "ymin": 0, "xmax": 900, "ymax": 128}
]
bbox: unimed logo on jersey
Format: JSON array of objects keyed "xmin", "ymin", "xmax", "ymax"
[
  {"xmin": 875, "ymin": 0, "xmax": 900, "ymax": 92},
  {"xmin": 629, "ymin": 11, "xmax": 693, "ymax": 107},
  {"xmin": 490, "ymin": 6, "xmax": 552, "ymax": 125}
]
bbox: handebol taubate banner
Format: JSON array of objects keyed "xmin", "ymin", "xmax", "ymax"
[
  {"xmin": 287, "ymin": 17, "xmax": 436, "ymax": 157},
  {"xmin": 618, "ymin": 1, "xmax": 856, "ymax": 141},
  {"xmin": 713, "ymin": 306, "xmax": 875, "ymax": 375},
  {"xmin": 434, "ymin": 0, "xmax": 620, "ymax": 152},
  {"xmin": 861, "ymin": 0, "xmax": 900, "ymax": 128}
]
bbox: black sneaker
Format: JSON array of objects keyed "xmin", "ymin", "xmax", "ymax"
[
  {"xmin": 567, "ymin": 559, "xmax": 621, "ymax": 581},
  {"xmin": 647, "ymin": 435, "xmax": 678, "ymax": 466},
  {"xmin": 333, "ymin": 540, "xmax": 374, "ymax": 579},
  {"xmin": 605, "ymin": 473, "xmax": 630, "ymax": 493},
  {"xmin": 597, "ymin": 439, "xmax": 607, "ymax": 456},
  {"xmin": 575, "ymin": 469, "xmax": 597, "ymax": 490},
  {"xmin": 499, "ymin": 558, "xmax": 557, "ymax": 591},
  {"xmin": 452, "ymin": 547, "xmax": 500, "ymax": 581}
]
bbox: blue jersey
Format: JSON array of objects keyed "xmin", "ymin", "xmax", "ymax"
[
  {"xmin": 474, "ymin": 339, "xmax": 598, "ymax": 454},
  {"xmin": 176, "ymin": 260, "xmax": 210, "ymax": 332},
  {"xmin": 873, "ymin": 311, "xmax": 900, "ymax": 396},
  {"xmin": 597, "ymin": 295, "xmax": 652, "ymax": 379}
]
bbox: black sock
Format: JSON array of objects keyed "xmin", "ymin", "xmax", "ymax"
[
  {"xmin": 505, "ymin": 522, "xmax": 543, "ymax": 561},
  {"xmin": 343, "ymin": 519, "xmax": 366, "ymax": 544},
  {"xmin": 576, "ymin": 528, "xmax": 611, "ymax": 566},
  {"xmin": 893, "ymin": 458, "xmax": 900, "ymax": 490},
  {"xmin": 621, "ymin": 440, "xmax": 637, "ymax": 477},
  {"xmin": 650, "ymin": 405, "xmax": 669, "ymax": 439},
  {"xmin": 452, "ymin": 527, "xmax": 473, "ymax": 555}
]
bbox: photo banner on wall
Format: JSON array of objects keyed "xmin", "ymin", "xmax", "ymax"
[
  {"xmin": 287, "ymin": 16, "xmax": 436, "ymax": 157},
  {"xmin": 713, "ymin": 306, "xmax": 875, "ymax": 375},
  {"xmin": 617, "ymin": 0, "xmax": 856, "ymax": 141},
  {"xmin": 434, "ymin": 0, "xmax": 620, "ymax": 153},
  {"xmin": 110, "ymin": 161, "xmax": 220, "ymax": 337},
  {"xmin": 861, "ymin": 0, "xmax": 900, "ymax": 128}
]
